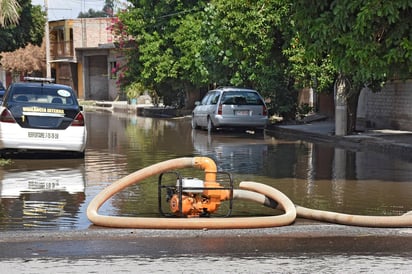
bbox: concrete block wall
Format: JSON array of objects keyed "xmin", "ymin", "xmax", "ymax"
[
  {"xmin": 364, "ymin": 80, "xmax": 412, "ymax": 130},
  {"xmin": 72, "ymin": 18, "xmax": 113, "ymax": 49}
]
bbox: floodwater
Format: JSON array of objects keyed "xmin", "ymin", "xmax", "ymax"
[
  {"xmin": 1, "ymin": 111, "xmax": 412, "ymax": 229},
  {"xmin": 2, "ymin": 111, "xmax": 412, "ymax": 271}
]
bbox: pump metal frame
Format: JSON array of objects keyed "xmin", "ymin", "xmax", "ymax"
[{"xmin": 158, "ymin": 171, "xmax": 234, "ymax": 217}]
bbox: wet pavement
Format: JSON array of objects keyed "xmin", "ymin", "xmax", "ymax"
[
  {"xmin": 1, "ymin": 223, "xmax": 412, "ymax": 258},
  {"xmin": 2, "ymin": 117, "xmax": 412, "ymax": 263},
  {"xmin": 271, "ymin": 120, "xmax": 412, "ymax": 160}
]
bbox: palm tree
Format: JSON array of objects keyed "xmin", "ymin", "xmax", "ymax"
[{"xmin": 0, "ymin": 0, "xmax": 21, "ymax": 27}]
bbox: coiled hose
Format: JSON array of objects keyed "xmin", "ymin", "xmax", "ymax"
[{"xmin": 87, "ymin": 157, "xmax": 412, "ymax": 229}]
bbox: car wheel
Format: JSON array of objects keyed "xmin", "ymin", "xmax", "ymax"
[
  {"xmin": 254, "ymin": 128, "xmax": 265, "ymax": 135},
  {"xmin": 191, "ymin": 116, "xmax": 199, "ymax": 129},
  {"xmin": 207, "ymin": 117, "xmax": 216, "ymax": 133}
]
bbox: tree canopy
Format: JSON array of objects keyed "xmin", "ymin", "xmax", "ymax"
[
  {"xmin": 292, "ymin": 0, "xmax": 412, "ymax": 88},
  {"xmin": 78, "ymin": 0, "xmax": 115, "ymax": 18},
  {"xmin": 0, "ymin": 0, "xmax": 21, "ymax": 26},
  {"xmin": 116, "ymin": 1, "xmax": 296, "ymax": 112},
  {"xmin": 0, "ymin": 0, "xmax": 45, "ymax": 53},
  {"xmin": 111, "ymin": 0, "xmax": 412, "ymax": 121},
  {"xmin": 0, "ymin": 39, "xmax": 45, "ymax": 74}
]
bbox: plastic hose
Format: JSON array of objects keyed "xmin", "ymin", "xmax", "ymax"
[
  {"xmin": 294, "ymin": 205, "xmax": 412, "ymax": 228},
  {"xmin": 87, "ymin": 156, "xmax": 412, "ymax": 229},
  {"xmin": 239, "ymin": 181, "xmax": 412, "ymax": 228},
  {"xmin": 87, "ymin": 157, "xmax": 296, "ymax": 229}
]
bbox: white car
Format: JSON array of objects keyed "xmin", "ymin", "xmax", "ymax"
[
  {"xmin": 191, "ymin": 87, "xmax": 268, "ymax": 133},
  {"xmin": 0, "ymin": 78, "xmax": 87, "ymax": 158}
]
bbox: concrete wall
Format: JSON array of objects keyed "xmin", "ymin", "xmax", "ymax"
[
  {"xmin": 362, "ymin": 80, "xmax": 412, "ymax": 130},
  {"xmin": 71, "ymin": 18, "xmax": 114, "ymax": 51}
]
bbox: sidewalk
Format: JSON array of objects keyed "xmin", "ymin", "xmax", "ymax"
[{"xmin": 268, "ymin": 120, "xmax": 412, "ymax": 160}]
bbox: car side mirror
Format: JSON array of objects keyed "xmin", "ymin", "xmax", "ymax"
[{"xmin": 194, "ymin": 101, "xmax": 200, "ymax": 106}]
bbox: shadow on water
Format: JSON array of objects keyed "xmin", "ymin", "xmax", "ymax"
[{"xmin": 1, "ymin": 111, "xmax": 412, "ymax": 230}]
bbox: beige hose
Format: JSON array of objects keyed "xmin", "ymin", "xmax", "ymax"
[
  {"xmin": 87, "ymin": 156, "xmax": 412, "ymax": 229},
  {"xmin": 238, "ymin": 182, "xmax": 412, "ymax": 228},
  {"xmin": 294, "ymin": 205, "xmax": 412, "ymax": 228},
  {"xmin": 87, "ymin": 157, "xmax": 296, "ymax": 229}
]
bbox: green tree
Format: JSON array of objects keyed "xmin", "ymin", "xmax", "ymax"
[
  {"xmin": 0, "ymin": 0, "xmax": 45, "ymax": 52},
  {"xmin": 209, "ymin": 0, "xmax": 296, "ymax": 117},
  {"xmin": 291, "ymin": 0, "xmax": 412, "ymax": 133},
  {"xmin": 117, "ymin": 1, "xmax": 296, "ymax": 114},
  {"xmin": 0, "ymin": 0, "xmax": 20, "ymax": 26},
  {"xmin": 78, "ymin": 0, "xmax": 115, "ymax": 18},
  {"xmin": 118, "ymin": 1, "xmax": 208, "ymax": 107}
]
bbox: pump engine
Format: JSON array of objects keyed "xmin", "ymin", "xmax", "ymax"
[{"xmin": 158, "ymin": 172, "xmax": 233, "ymax": 218}]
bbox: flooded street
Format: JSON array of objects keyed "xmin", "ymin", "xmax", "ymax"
[
  {"xmin": 1, "ymin": 111, "xmax": 412, "ymax": 271},
  {"xmin": 1, "ymin": 111, "xmax": 412, "ymax": 230}
]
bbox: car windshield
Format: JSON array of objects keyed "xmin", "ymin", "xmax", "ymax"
[
  {"xmin": 10, "ymin": 86, "xmax": 74, "ymax": 105},
  {"xmin": 221, "ymin": 91, "xmax": 264, "ymax": 105}
]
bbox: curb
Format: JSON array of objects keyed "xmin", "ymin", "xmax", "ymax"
[{"xmin": 266, "ymin": 126, "xmax": 412, "ymax": 161}]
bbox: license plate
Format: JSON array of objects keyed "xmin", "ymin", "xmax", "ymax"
[
  {"xmin": 28, "ymin": 132, "xmax": 59, "ymax": 139},
  {"xmin": 28, "ymin": 178, "xmax": 60, "ymax": 190},
  {"xmin": 235, "ymin": 110, "xmax": 249, "ymax": 116}
]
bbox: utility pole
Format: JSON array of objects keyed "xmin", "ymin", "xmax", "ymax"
[{"xmin": 45, "ymin": 0, "xmax": 51, "ymax": 78}]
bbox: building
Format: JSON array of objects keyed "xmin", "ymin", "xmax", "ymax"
[{"xmin": 49, "ymin": 17, "xmax": 124, "ymax": 100}]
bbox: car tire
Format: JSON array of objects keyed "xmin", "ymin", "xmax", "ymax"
[
  {"xmin": 254, "ymin": 128, "xmax": 265, "ymax": 135},
  {"xmin": 191, "ymin": 116, "xmax": 199, "ymax": 129},
  {"xmin": 207, "ymin": 117, "xmax": 216, "ymax": 133}
]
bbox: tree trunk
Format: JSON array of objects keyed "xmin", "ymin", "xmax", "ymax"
[
  {"xmin": 334, "ymin": 74, "xmax": 349, "ymax": 136},
  {"xmin": 334, "ymin": 74, "xmax": 360, "ymax": 135}
]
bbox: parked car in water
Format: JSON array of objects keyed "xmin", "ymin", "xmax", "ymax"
[
  {"xmin": 191, "ymin": 87, "xmax": 268, "ymax": 133},
  {"xmin": 0, "ymin": 77, "xmax": 87, "ymax": 158}
]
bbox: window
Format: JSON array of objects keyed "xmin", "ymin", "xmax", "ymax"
[
  {"xmin": 209, "ymin": 92, "xmax": 220, "ymax": 105},
  {"xmin": 109, "ymin": 61, "xmax": 118, "ymax": 79}
]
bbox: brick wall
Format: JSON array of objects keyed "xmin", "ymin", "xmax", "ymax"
[
  {"xmin": 72, "ymin": 18, "xmax": 113, "ymax": 50},
  {"xmin": 363, "ymin": 79, "xmax": 412, "ymax": 130}
]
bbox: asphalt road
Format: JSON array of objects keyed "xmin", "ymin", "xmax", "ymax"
[{"xmin": 1, "ymin": 221, "xmax": 412, "ymax": 259}]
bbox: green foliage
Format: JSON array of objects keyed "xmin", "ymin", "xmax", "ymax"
[
  {"xmin": 0, "ymin": 158, "xmax": 11, "ymax": 166},
  {"xmin": 0, "ymin": 0, "xmax": 45, "ymax": 52},
  {"xmin": 296, "ymin": 103, "xmax": 313, "ymax": 119},
  {"xmin": 116, "ymin": 0, "xmax": 297, "ymax": 116},
  {"xmin": 284, "ymin": 36, "xmax": 336, "ymax": 93},
  {"xmin": 292, "ymin": 0, "xmax": 412, "ymax": 87},
  {"xmin": 112, "ymin": 0, "xmax": 412, "ymax": 122},
  {"xmin": 78, "ymin": 0, "xmax": 115, "ymax": 18},
  {"xmin": 125, "ymin": 82, "xmax": 146, "ymax": 100},
  {"xmin": 0, "ymin": 0, "xmax": 21, "ymax": 26},
  {"xmin": 78, "ymin": 9, "xmax": 108, "ymax": 18}
]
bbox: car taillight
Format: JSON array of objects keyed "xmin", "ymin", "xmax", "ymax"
[
  {"xmin": 262, "ymin": 105, "xmax": 267, "ymax": 116},
  {"xmin": 0, "ymin": 109, "xmax": 16, "ymax": 123},
  {"xmin": 71, "ymin": 112, "xmax": 85, "ymax": 126},
  {"xmin": 218, "ymin": 104, "xmax": 222, "ymax": 115}
]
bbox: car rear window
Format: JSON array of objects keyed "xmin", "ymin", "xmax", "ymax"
[
  {"xmin": 221, "ymin": 91, "xmax": 264, "ymax": 105},
  {"xmin": 10, "ymin": 86, "xmax": 75, "ymax": 105}
]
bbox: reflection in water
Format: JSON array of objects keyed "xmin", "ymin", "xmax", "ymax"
[
  {"xmin": 191, "ymin": 129, "xmax": 274, "ymax": 174},
  {"xmin": 0, "ymin": 159, "xmax": 86, "ymax": 229},
  {"xmin": 2, "ymin": 111, "xmax": 412, "ymax": 230}
]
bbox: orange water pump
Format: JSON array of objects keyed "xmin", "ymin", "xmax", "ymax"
[{"xmin": 158, "ymin": 172, "xmax": 233, "ymax": 217}]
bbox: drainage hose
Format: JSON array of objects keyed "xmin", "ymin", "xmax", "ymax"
[
  {"xmin": 87, "ymin": 156, "xmax": 412, "ymax": 229},
  {"xmin": 240, "ymin": 181, "xmax": 412, "ymax": 228},
  {"xmin": 87, "ymin": 157, "xmax": 296, "ymax": 229},
  {"xmin": 294, "ymin": 205, "xmax": 412, "ymax": 228}
]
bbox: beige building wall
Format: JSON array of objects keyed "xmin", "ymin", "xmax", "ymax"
[
  {"xmin": 71, "ymin": 18, "xmax": 114, "ymax": 52},
  {"xmin": 362, "ymin": 80, "xmax": 412, "ymax": 130}
]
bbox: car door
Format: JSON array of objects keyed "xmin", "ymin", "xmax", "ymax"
[{"xmin": 194, "ymin": 91, "xmax": 219, "ymax": 127}]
